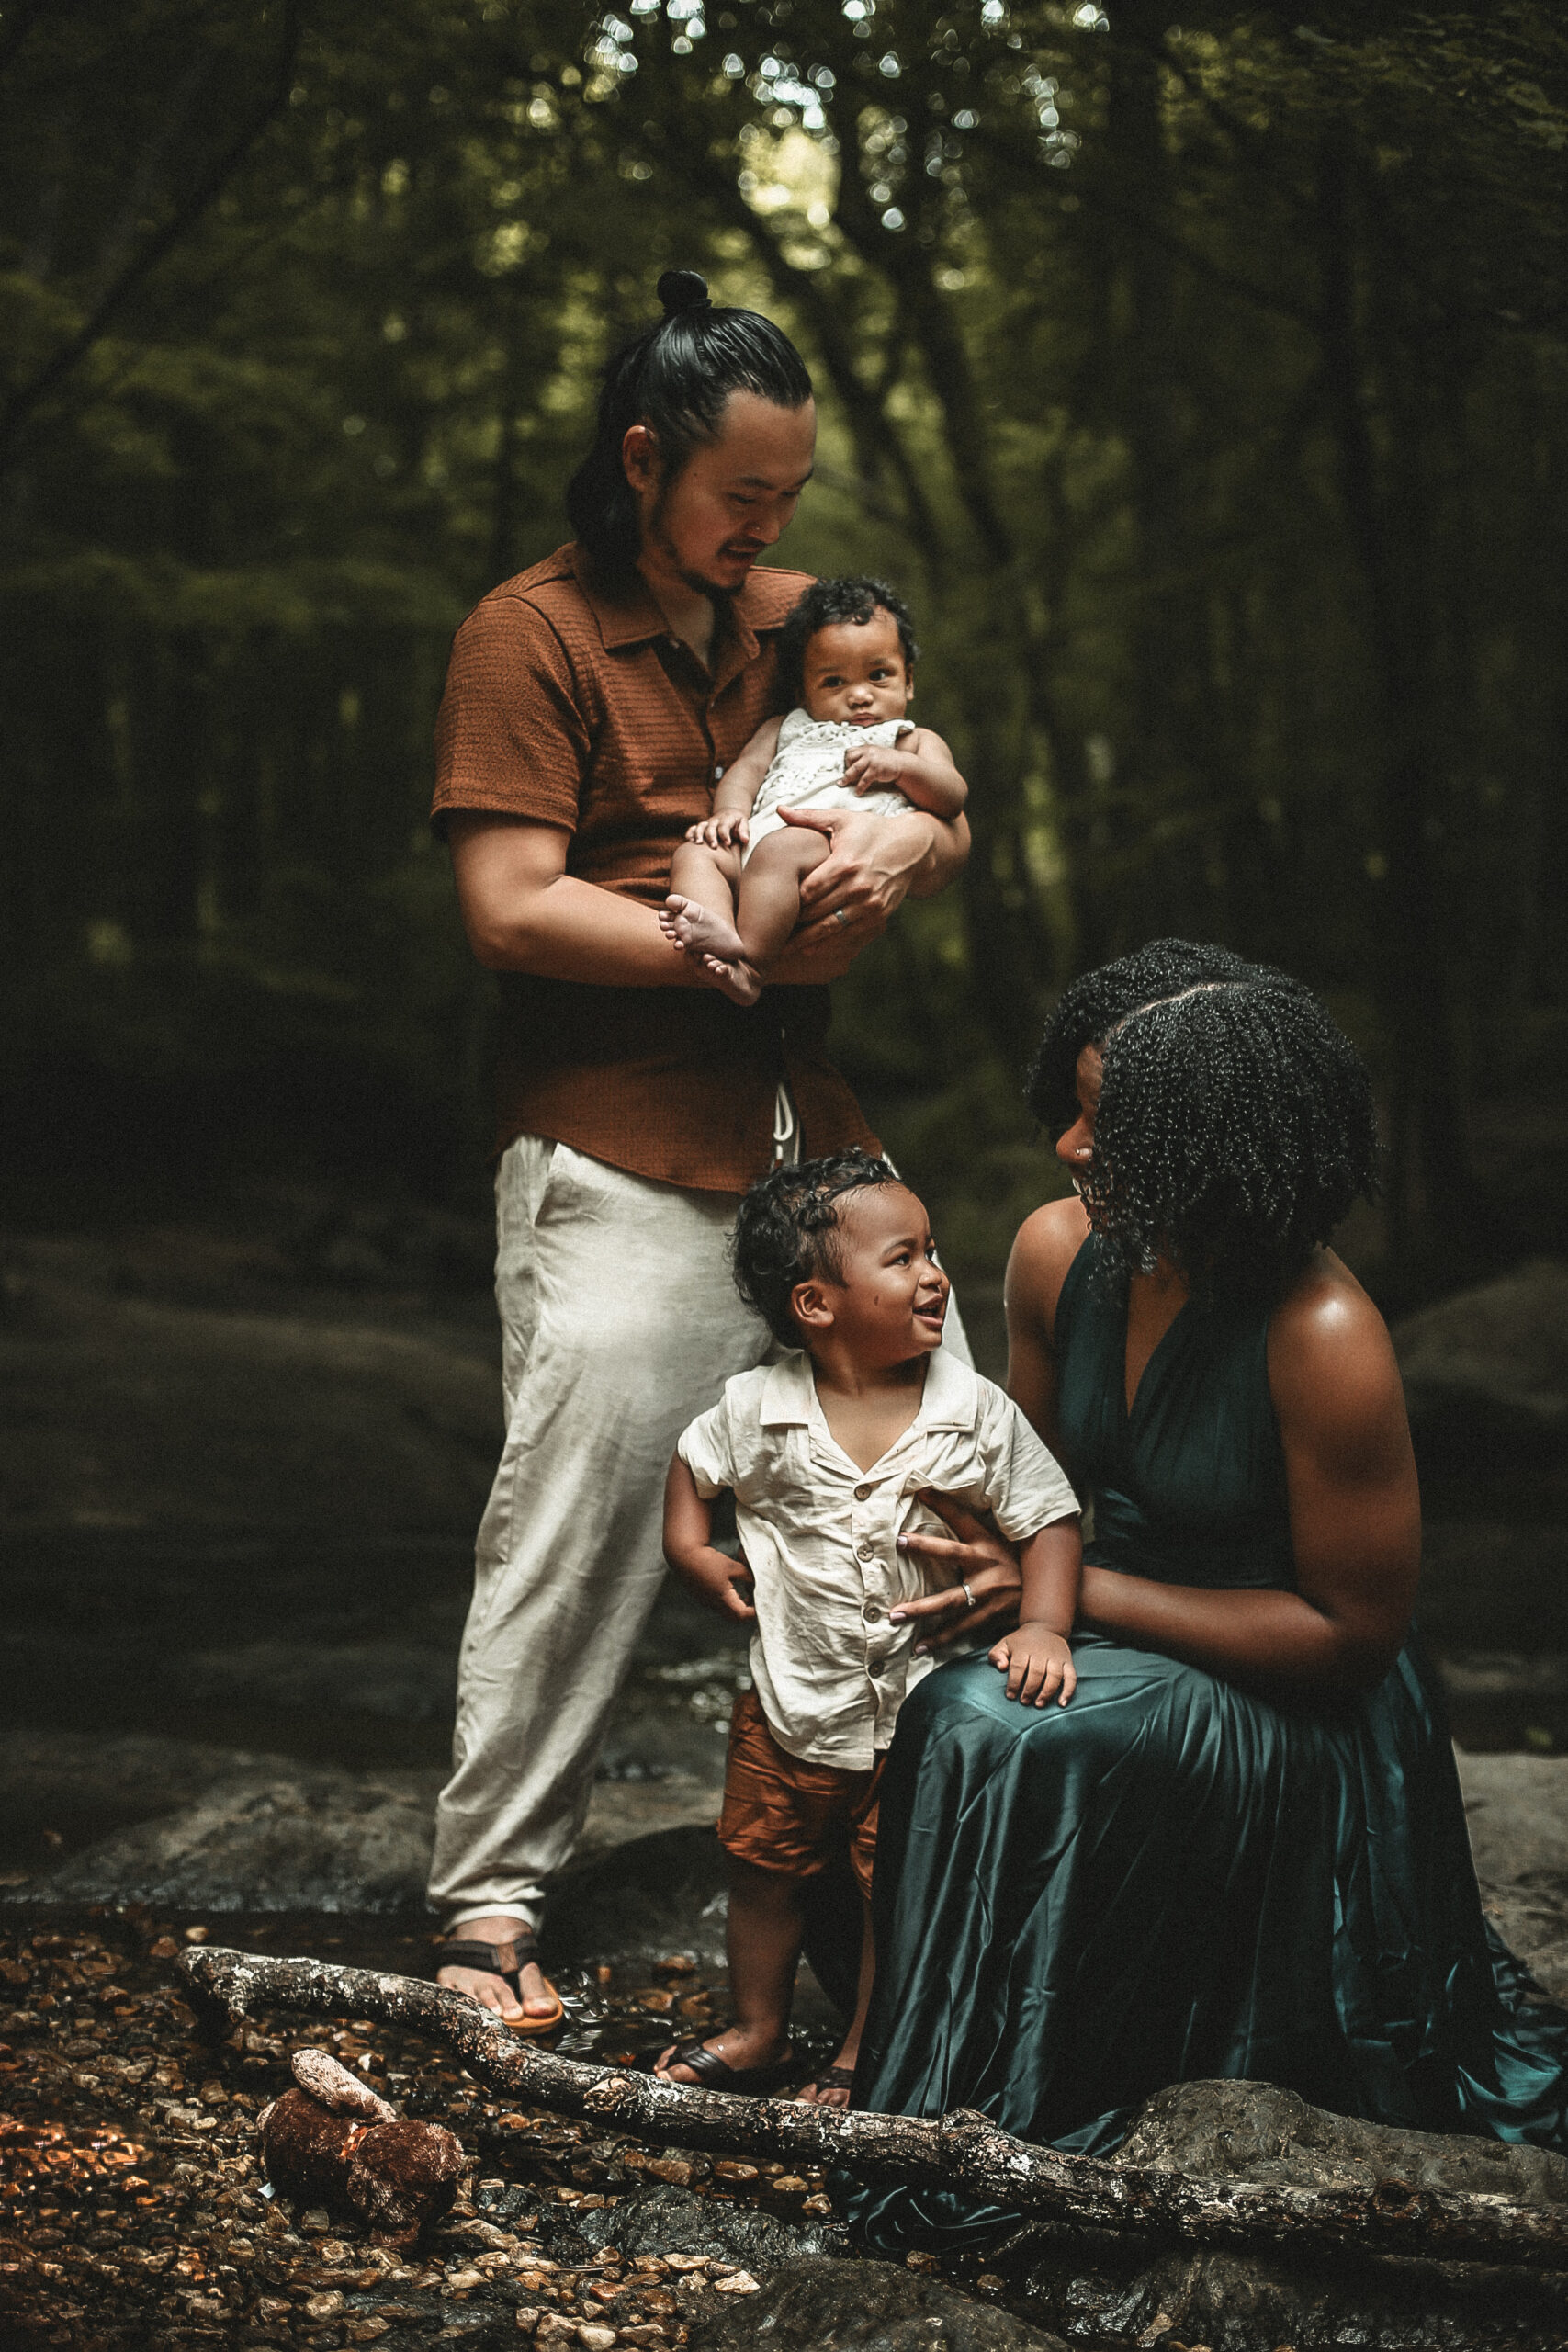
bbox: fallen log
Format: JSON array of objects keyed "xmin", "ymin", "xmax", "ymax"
[{"xmin": 180, "ymin": 1946, "xmax": 1568, "ymax": 2271}]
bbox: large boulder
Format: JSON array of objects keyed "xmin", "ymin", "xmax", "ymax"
[
  {"xmin": 1393, "ymin": 1257, "xmax": 1568, "ymax": 1464},
  {"xmin": 1007, "ymin": 2079, "xmax": 1568, "ymax": 2352},
  {"xmin": 688, "ymin": 2256, "xmax": 1068, "ymax": 2351}
]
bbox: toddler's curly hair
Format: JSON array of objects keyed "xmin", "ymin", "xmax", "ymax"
[{"xmin": 732, "ymin": 1148, "xmax": 899, "ymax": 1347}]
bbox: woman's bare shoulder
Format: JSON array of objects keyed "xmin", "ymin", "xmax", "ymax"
[
  {"xmin": 1268, "ymin": 1250, "xmax": 1406, "ymax": 1432},
  {"xmin": 1005, "ymin": 1195, "xmax": 1091, "ymax": 1338}
]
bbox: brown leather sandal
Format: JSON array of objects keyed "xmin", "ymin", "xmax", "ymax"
[{"xmin": 433, "ymin": 1931, "xmax": 565, "ymax": 2036}]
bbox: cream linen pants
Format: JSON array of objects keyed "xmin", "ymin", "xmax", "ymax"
[{"xmin": 427, "ymin": 1130, "xmax": 971, "ymax": 1929}]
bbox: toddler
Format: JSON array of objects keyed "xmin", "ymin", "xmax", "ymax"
[
  {"xmin": 656, "ymin": 1150, "xmax": 1081, "ymax": 2108},
  {"xmin": 659, "ymin": 577, "xmax": 967, "ymax": 1005}
]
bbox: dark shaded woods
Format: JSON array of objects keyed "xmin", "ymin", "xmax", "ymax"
[{"xmin": 3, "ymin": 1, "xmax": 1565, "ymax": 1295}]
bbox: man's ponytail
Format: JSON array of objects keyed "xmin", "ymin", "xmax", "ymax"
[{"xmin": 565, "ymin": 270, "xmax": 812, "ymax": 580}]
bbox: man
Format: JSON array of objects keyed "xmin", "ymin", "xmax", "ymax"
[{"xmin": 428, "ymin": 271, "xmax": 971, "ymax": 2025}]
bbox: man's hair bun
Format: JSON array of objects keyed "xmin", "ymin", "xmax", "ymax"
[{"xmin": 657, "ymin": 268, "xmax": 712, "ymax": 316}]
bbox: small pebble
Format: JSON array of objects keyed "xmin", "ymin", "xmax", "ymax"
[
  {"xmin": 712, "ymin": 2270, "xmax": 761, "ymax": 2294},
  {"xmin": 976, "ymin": 2271, "xmax": 1006, "ymax": 2293},
  {"xmin": 183, "ymin": 1925, "xmax": 209, "ymax": 1945},
  {"xmin": 578, "ymin": 2327, "xmax": 618, "ymax": 2350},
  {"xmin": 773, "ymin": 2175, "xmax": 807, "ymax": 2192},
  {"xmin": 906, "ymin": 2250, "xmax": 940, "ymax": 2273},
  {"xmin": 714, "ymin": 2158, "xmax": 758, "ymax": 2182}
]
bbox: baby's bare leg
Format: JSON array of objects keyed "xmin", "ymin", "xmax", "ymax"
[
  {"xmin": 664, "ymin": 830, "xmax": 830, "ymax": 1007},
  {"xmin": 661, "ymin": 839, "xmax": 745, "ymax": 964},
  {"xmin": 732, "ymin": 828, "xmax": 831, "ymax": 969}
]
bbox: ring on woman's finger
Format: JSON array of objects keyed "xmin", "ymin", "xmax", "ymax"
[
  {"xmin": 962, "ymin": 1581, "xmax": 976, "ymax": 1610},
  {"xmin": 833, "ymin": 906, "xmax": 849, "ymax": 925}
]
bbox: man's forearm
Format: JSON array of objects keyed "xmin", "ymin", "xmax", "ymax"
[
  {"xmin": 463, "ymin": 869, "xmax": 706, "ymax": 986},
  {"xmin": 908, "ymin": 811, "xmax": 971, "ymax": 899}
]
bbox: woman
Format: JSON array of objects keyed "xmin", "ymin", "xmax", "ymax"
[{"xmin": 844, "ymin": 942, "xmax": 1568, "ymax": 2251}]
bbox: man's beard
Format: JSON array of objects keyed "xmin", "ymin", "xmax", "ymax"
[{"xmin": 647, "ymin": 484, "xmax": 739, "ymax": 605}]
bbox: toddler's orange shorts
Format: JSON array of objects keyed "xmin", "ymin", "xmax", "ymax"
[{"xmin": 717, "ymin": 1686, "xmax": 885, "ymax": 1900}]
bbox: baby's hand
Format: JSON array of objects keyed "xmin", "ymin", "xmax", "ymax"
[
  {"xmin": 988, "ymin": 1622, "xmax": 1076, "ymax": 1708},
  {"xmin": 843, "ymin": 742, "xmax": 907, "ymax": 794},
  {"xmin": 684, "ymin": 812, "xmax": 750, "ymax": 850}
]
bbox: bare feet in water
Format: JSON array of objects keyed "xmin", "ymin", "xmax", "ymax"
[
  {"xmin": 434, "ymin": 1913, "xmax": 560, "ymax": 2028},
  {"xmin": 658, "ymin": 893, "xmax": 762, "ymax": 1005}
]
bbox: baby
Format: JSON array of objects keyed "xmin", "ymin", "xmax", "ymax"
[
  {"xmin": 659, "ymin": 577, "xmax": 967, "ymax": 1005},
  {"xmin": 656, "ymin": 1150, "xmax": 1081, "ymax": 2108}
]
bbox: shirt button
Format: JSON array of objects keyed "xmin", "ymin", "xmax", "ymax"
[
  {"xmin": 863, "ymin": 1603, "xmax": 883, "ymax": 1624},
  {"xmin": 867, "ymin": 1657, "xmax": 885, "ymax": 1679},
  {"xmin": 856, "ymin": 1542, "xmax": 874, "ymax": 1562},
  {"xmin": 853, "ymin": 1483, "xmax": 873, "ymax": 1501}
]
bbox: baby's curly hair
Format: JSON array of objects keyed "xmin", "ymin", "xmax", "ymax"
[
  {"xmin": 1026, "ymin": 940, "xmax": 1381, "ymax": 1302},
  {"xmin": 775, "ymin": 576, "xmax": 919, "ymax": 712},
  {"xmin": 732, "ymin": 1148, "xmax": 900, "ymax": 1347}
]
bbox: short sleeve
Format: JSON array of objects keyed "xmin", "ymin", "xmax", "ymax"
[
  {"xmin": 677, "ymin": 1396, "xmax": 739, "ymax": 1501},
  {"xmin": 431, "ymin": 593, "xmax": 591, "ymax": 834},
  {"xmin": 982, "ymin": 1395, "xmax": 1080, "ymax": 1542}
]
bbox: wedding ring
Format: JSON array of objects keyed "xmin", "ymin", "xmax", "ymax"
[
  {"xmin": 833, "ymin": 906, "xmax": 849, "ymax": 925},
  {"xmin": 962, "ymin": 1581, "xmax": 976, "ymax": 1610}
]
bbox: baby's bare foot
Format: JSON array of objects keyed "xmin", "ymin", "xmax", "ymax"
[
  {"xmin": 702, "ymin": 952, "xmax": 762, "ymax": 1007},
  {"xmin": 662, "ymin": 891, "xmax": 745, "ymax": 966}
]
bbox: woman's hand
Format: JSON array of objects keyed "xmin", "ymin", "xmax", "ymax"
[{"xmin": 888, "ymin": 1493, "xmax": 1023, "ymax": 1653}]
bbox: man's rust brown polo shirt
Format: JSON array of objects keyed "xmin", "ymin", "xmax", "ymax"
[{"xmin": 432, "ymin": 543, "xmax": 880, "ymax": 1191}]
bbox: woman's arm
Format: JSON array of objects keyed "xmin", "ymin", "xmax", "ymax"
[{"xmin": 1079, "ymin": 1264, "xmax": 1420, "ymax": 1698}]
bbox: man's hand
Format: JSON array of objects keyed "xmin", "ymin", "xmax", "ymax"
[
  {"xmin": 677, "ymin": 1545, "xmax": 757, "ymax": 1625},
  {"xmin": 843, "ymin": 741, "xmax": 909, "ymax": 794},
  {"xmin": 989, "ymin": 1622, "xmax": 1077, "ymax": 1707},
  {"xmin": 889, "ymin": 1492, "xmax": 1023, "ymax": 1652},
  {"xmin": 685, "ymin": 813, "xmax": 750, "ymax": 852}
]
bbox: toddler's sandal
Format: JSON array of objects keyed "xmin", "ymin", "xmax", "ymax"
[
  {"xmin": 799, "ymin": 2064, "xmax": 855, "ymax": 2103},
  {"xmin": 433, "ymin": 1933, "xmax": 565, "ymax": 2036},
  {"xmin": 651, "ymin": 2036, "xmax": 797, "ymax": 2095}
]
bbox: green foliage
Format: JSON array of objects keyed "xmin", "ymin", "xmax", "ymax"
[{"xmin": 1, "ymin": 0, "xmax": 1564, "ymax": 1281}]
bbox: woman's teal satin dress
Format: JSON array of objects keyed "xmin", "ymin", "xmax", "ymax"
[{"xmin": 843, "ymin": 1236, "xmax": 1568, "ymax": 2252}]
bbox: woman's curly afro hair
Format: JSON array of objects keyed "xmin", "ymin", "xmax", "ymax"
[
  {"xmin": 732, "ymin": 1148, "xmax": 899, "ymax": 1348},
  {"xmin": 1026, "ymin": 940, "xmax": 1381, "ymax": 1302}
]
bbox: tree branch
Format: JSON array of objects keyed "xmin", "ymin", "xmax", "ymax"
[
  {"xmin": 0, "ymin": 0, "xmax": 304, "ymax": 475},
  {"xmin": 181, "ymin": 1946, "xmax": 1568, "ymax": 2271}
]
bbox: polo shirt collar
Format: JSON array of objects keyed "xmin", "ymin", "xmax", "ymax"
[
  {"xmin": 568, "ymin": 544, "xmax": 781, "ymax": 673},
  {"xmin": 758, "ymin": 1342, "xmax": 979, "ymax": 1432}
]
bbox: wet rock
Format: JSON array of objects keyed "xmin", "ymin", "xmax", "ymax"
[
  {"xmin": 1001, "ymin": 2080, "xmax": 1568, "ymax": 2351},
  {"xmin": 575, "ymin": 2180, "xmax": 847, "ymax": 2267},
  {"xmin": 1458, "ymin": 1748, "xmax": 1568, "ymax": 1998},
  {"xmin": 6, "ymin": 1763, "xmax": 442, "ymax": 1913},
  {"xmin": 1112, "ymin": 2077, "xmax": 1568, "ymax": 2204},
  {"xmin": 183, "ymin": 1639, "xmax": 457, "ymax": 1722},
  {"xmin": 545, "ymin": 1826, "xmax": 730, "ymax": 1972},
  {"xmin": 687, "ymin": 2255, "xmax": 1067, "ymax": 2349},
  {"xmin": 1393, "ymin": 1257, "xmax": 1568, "ymax": 1464},
  {"xmin": 1014, "ymin": 2234, "xmax": 1568, "ymax": 2352}
]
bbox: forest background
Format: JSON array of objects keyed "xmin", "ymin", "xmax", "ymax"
[{"xmin": 3, "ymin": 0, "xmax": 1566, "ymax": 1309}]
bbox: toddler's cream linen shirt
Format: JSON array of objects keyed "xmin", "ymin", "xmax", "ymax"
[{"xmin": 676, "ymin": 1347, "xmax": 1079, "ymax": 1770}]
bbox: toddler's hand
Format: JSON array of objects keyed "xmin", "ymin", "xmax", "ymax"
[
  {"xmin": 684, "ymin": 813, "xmax": 750, "ymax": 850},
  {"xmin": 843, "ymin": 743, "xmax": 906, "ymax": 794},
  {"xmin": 988, "ymin": 1622, "xmax": 1076, "ymax": 1708},
  {"xmin": 682, "ymin": 1545, "xmax": 757, "ymax": 1624}
]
